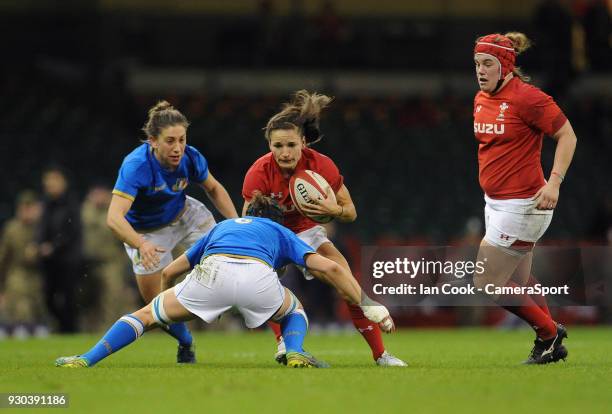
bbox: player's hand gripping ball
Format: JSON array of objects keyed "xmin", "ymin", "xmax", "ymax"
[{"xmin": 289, "ymin": 170, "xmax": 337, "ymax": 223}]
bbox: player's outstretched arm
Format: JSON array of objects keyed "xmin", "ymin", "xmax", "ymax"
[
  {"xmin": 304, "ymin": 253, "xmax": 361, "ymax": 303},
  {"xmin": 160, "ymin": 255, "xmax": 191, "ymax": 291},
  {"xmin": 107, "ymin": 194, "xmax": 165, "ymax": 271},
  {"xmin": 304, "ymin": 253, "xmax": 394, "ymax": 332},
  {"xmin": 200, "ymin": 173, "xmax": 239, "ymax": 219}
]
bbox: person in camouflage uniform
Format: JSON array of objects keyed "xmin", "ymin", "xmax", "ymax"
[
  {"xmin": 0, "ymin": 191, "xmax": 48, "ymax": 334},
  {"xmin": 81, "ymin": 185, "xmax": 137, "ymax": 329}
]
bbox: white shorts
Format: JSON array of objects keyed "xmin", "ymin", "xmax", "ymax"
[
  {"xmin": 296, "ymin": 225, "xmax": 331, "ymax": 280},
  {"xmin": 125, "ymin": 196, "xmax": 216, "ymax": 275},
  {"xmin": 173, "ymin": 255, "xmax": 285, "ymax": 328},
  {"xmin": 483, "ymin": 195, "xmax": 553, "ymax": 248}
]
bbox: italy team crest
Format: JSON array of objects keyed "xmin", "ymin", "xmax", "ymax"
[{"xmin": 172, "ymin": 178, "xmax": 188, "ymax": 192}]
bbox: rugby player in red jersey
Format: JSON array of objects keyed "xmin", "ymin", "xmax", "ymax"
[
  {"xmin": 242, "ymin": 90, "xmax": 406, "ymax": 366},
  {"xmin": 472, "ymin": 32, "xmax": 577, "ymax": 364}
]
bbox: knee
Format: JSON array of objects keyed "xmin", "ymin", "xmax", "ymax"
[
  {"xmin": 133, "ymin": 305, "xmax": 155, "ymax": 328},
  {"xmin": 272, "ymin": 289, "xmax": 302, "ymax": 322}
]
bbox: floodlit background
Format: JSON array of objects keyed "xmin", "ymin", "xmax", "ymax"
[{"xmin": 0, "ymin": 0, "xmax": 610, "ymax": 336}]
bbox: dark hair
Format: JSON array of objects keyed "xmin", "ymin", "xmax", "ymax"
[
  {"xmin": 246, "ymin": 192, "xmax": 284, "ymax": 224},
  {"xmin": 142, "ymin": 100, "xmax": 190, "ymax": 138},
  {"xmin": 264, "ymin": 90, "xmax": 332, "ymax": 146},
  {"xmin": 42, "ymin": 163, "xmax": 70, "ymax": 183}
]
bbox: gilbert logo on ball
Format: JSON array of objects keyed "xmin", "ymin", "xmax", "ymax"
[{"xmin": 289, "ymin": 170, "xmax": 336, "ymax": 223}]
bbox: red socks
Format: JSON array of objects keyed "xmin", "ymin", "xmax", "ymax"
[
  {"xmin": 526, "ymin": 274, "xmax": 552, "ymax": 318},
  {"xmin": 501, "ymin": 280, "xmax": 556, "ymax": 339},
  {"xmin": 348, "ymin": 303, "xmax": 385, "ymax": 360},
  {"xmin": 268, "ymin": 321, "xmax": 282, "ymax": 343},
  {"xmin": 270, "ymin": 306, "xmax": 386, "ymax": 361},
  {"xmin": 268, "ymin": 307, "xmax": 386, "ymax": 361}
]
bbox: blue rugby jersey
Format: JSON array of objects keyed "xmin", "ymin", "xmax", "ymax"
[
  {"xmin": 185, "ymin": 217, "xmax": 315, "ymax": 270},
  {"xmin": 113, "ymin": 143, "xmax": 209, "ymax": 230}
]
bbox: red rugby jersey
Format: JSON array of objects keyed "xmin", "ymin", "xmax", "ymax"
[
  {"xmin": 473, "ymin": 77, "xmax": 567, "ymax": 199},
  {"xmin": 242, "ymin": 147, "xmax": 344, "ymax": 234}
]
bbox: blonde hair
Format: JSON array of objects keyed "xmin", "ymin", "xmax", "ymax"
[
  {"xmin": 504, "ymin": 32, "xmax": 533, "ymax": 82},
  {"xmin": 264, "ymin": 90, "xmax": 333, "ymax": 145},
  {"xmin": 142, "ymin": 100, "xmax": 189, "ymax": 139}
]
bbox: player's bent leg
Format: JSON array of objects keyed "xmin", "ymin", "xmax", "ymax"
[
  {"xmin": 510, "ymin": 253, "xmax": 552, "ymax": 318},
  {"xmin": 56, "ymin": 311, "xmax": 149, "ymax": 368},
  {"xmin": 150, "ymin": 289, "xmax": 198, "ymax": 363},
  {"xmin": 271, "ymin": 288, "xmax": 306, "ymax": 354},
  {"xmin": 510, "ymin": 251, "xmax": 533, "ymax": 286},
  {"xmin": 266, "ymin": 321, "xmax": 286, "ymax": 364},
  {"xmin": 136, "ymin": 271, "xmax": 195, "ymax": 361},
  {"xmin": 270, "ymin": 288, "xmax": 303, "ymax": 365},
  {"xmin": 508, "ymin": 252, "xmax": 553, "ymax": 318},
  {"xmin": 135, "ymin": 270, "xmax": 163, "ymax": 302},
  {"xmin": 150, "ymin": 289, "xmax": 196, "ymax": 324},
  {"xmin": 476, "ymin": 240, "xmax": 565, "ymax": 362},
  {"xmin": 316, "ymin": 242, "xmax": 406, "ymax": 366},
  {"xmin": 271, "ymin": 288, "xmax": 329, "ymax": 368},
  {"xmin": 56, "ymin": 294, "xmax": 197, "ymax": 368},
  {"xmin": 473, "ymin": 240, "xmax": 524, "ymax": 296}
]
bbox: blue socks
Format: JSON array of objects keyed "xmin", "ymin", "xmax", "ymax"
[
  {"xmin": 161, "ymin": 323, "xmax": 193, "ymax": 347},
  {"xmin": 280, "ymin": 309, "xmax": 308, "ymax": 353},
  {"xmin": 82, "ymin": 315, "xmax": 144, "ymax": 366}
]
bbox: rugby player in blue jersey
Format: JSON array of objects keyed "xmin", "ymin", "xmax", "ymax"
[
  {"xmin": 106, "ymin": 101, "xmax": 238, "ymax": 363},
  {"xmin": 56, "ymin": 194, "xmax": 395, "ymax": 368}
]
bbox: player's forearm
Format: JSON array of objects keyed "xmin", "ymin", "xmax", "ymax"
[
  {"xmin": 106, "ymin": 213, "xmax": 144, "ymax": 249},
  {"xmin": 305, "ymin": 255, "xmax": 362, "ymax": 304},
  {"xmin": 206, "ymin": 185, "xmax": 239, "ymax": 219},
  {"xmin": 549, "ymin": 123, "xmax": 577, "ymax": 185},
  {"xmin": 335, "ymin": 202, "xmax": 357, "ymax": 222},
  {"xmin": 160, "ymin": 268, "xmax": 180, "ymax": 289},
  {"xmin": 161, "ymin": 255, "xmax": 191, "ymax": 291},
  {"xmin": 324, "ymin": 266, "xmax": 362, "ymax": 305},
  {"xmin": 160, "ymin": 272, "xmax": 174, "ymax": 291}
]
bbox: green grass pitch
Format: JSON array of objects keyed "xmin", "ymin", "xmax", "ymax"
[{"xmin": 1, "ymin": 327, "xmax": 611, "ymax": 413}]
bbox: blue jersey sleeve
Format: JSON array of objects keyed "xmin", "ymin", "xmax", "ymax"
[
  {"xmin": 279, "ymin": 226, "xmax": 315, "ymax": 267},
  {"xmin": 186, "ymin": 146, "xmax": 209, "ymax": 183},
  {"xmin": 185, "ymin": 234, "xmax": 209, "ymax": 268},
  {"xmin": 113, "ymin": 160, "xmax": 150, "ymax": 201}
]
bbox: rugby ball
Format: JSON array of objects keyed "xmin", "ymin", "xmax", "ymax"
[{"xmin": 289, "ymin": 170, "xmax": 337, "ymax": 223}]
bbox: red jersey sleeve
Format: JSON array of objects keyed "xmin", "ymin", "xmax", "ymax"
[
  {"xmin": 314, "ymin": 152, "xmax": 344, "ymax": 193},
  {"xmin": 518, "ymin": 86, "xmax": 567, "ymax": 136},
  {"xmin": 242, "ymin": 162, "xmax": 269, "ymax": 201}
]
